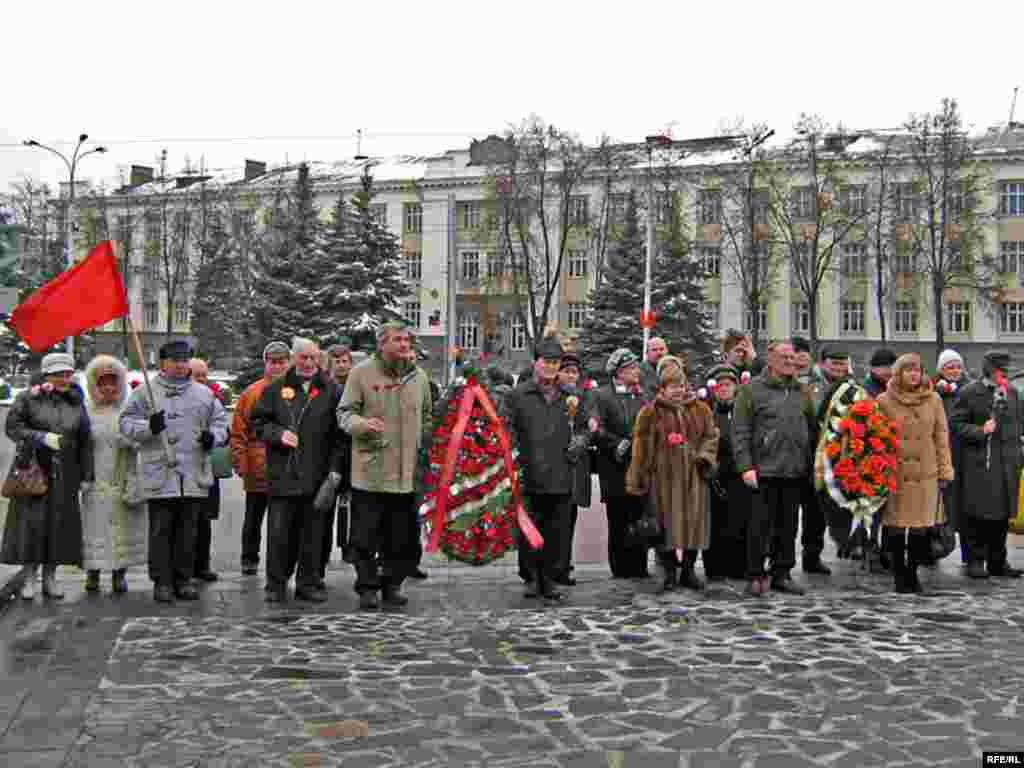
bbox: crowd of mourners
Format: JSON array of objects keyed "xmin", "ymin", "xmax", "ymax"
[{"xmin": 1, "ymin": 321, "xmax": 1020, "ymax": 609}]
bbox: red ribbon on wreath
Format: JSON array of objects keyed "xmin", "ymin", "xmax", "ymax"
[{"xmin": 426, "ymin": 376, "xmax": 543, "ymax": 553}]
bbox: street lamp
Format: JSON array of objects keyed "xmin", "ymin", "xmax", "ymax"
[{"xmin": 23, "ymin": 133, "xmax": 108, "ymax": 361}]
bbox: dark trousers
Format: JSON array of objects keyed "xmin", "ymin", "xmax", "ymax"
[
  {"xmin": 799, "ymin": 481, "xmax": 826, "ymax": 561},
  {"xmin": 552, "ymin": 503, "xmax": 578, "ymax": 580},
  {"xmin": 148, "ymin": 497, "xmax": 201, "ymax": 588},
  {"xmin": 519, "ymin": 494, "xmax": 571, "ymax": 582},
  {"xmin": 605, "ymin": 496, "xmax": 650, "ymax": 578},
  {"xmin": 704, "ymin": 476, "xmax": 748, "ymax": 580},
  {"xmin": 746, "ymin": 479, "xmax": 802, "ymax": 580},
  {"xmin": 266, "ymin": 495, "xmax": 322, "ymax": 591},
  {"xmin": 349, "ymin": 488, "xmax": 416, "ymax": 594},
  {"xmin": 964, "ymin": 517, "xmax": 1010, "ymax": 571},
  {"xmin": 241, "ymin": 492, "xmax": 268, "ymax": 565},
  {"xmin": 822, "ymin": 491, "xmax": 853, "ymax": 551},
  {"xmin": 195, "ymin": 517, "xmax": 213, "ymax": 574},
  {"xmin": 320, "ymin": 495, "xmax": 336, "ymax": 579},
  {"xmin": 884, "ymin": 526, "xmax": 931, "ymax": 568}
]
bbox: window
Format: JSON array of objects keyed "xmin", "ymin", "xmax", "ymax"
[
  {"xmin": 655, "ymin": 191, "xmax": 672, "ymax": 225},
  {"xmin": 174, "ymin": 299, "xmax": 189, "ymax": 326},
  {"xmin": 1001, "ymin": 240, "xmax": 1024, "ymax": 274},
  {"xmin": 568, "ymin": 196, "xmax": 589, "ymax": 227},
  {"xmin": 753, "ymin": 189, "xmax": 770, "ymax": 224},
  {"xmin": 145, "ymin": 212, "xmax": 160, "ymax": 243},
  {"xmin": 369, "ymin": 204, "xmax": 387, "ymax": 227},
  {"xmin": 840, "ymin": 301, "xmax": 865, "ymax": 334},
  {"xmin": 117, "ymin": 214, "xmax": 133, "ymax": 255},
  {"xmin": 403, "ymin": 203, "xmax": 422, "ymax": 234},
  {"xmin": 792, "ymin": 187, "xmax": 816, "ymax": 220},
  {"xmin": 744, "ymin": 303, "xmax": 767, "ymax": 333},
  {"xmin": 946, "ymin": 302, "xmax": 971, "ymax": 334},
  {"xmin": 792, "ymin": 302, "xmax": 810, "ymax": 334},
  {"xmin": 895, "ymin": 183, "xmax": 918, "ymax": 220},
  {"xmin": 842, "ymin": 185, "xmax": 866, "ymax": 215},
  {"xmin": 842, "ymin": 244, "xmax": 867, "ymax": 276},
  {"xmin": 458, "ymin": 313, "xmax": 479, "ymax": 350},
  {"xmin": 402, "ymin": 301, "xmax": 421, "ymax": 329},
  {"xmin": 487, "ymin": 251, "xmax": 505, "ymax": 278},
  {"xmin": 1000, "ymin": 182, "xmax": 1024, "ymax": 217},
  {"xmin": 459, "ymin": 202, "xmax": 481, "ymax": 230},
  {"xmin": 894, "ymin": 302, "xmax": 918, "ymax": 333},
  {"xmin": 510, "ymin": 315, "xmax": 527, "ymax": 351},
  {"xmin": 144, "ymin": 302, "xmax": 159, "ymax": 327},
  {"xmin": 894, "ymin": 250, "xmax": 917, "ymax": 273},
  {"xmin": 699, "ymin": 246, "xmax": 721, "ymax": 277},
  {"xmin": 1001, "ymin": 303, "xmax": 1024, "ymax": 334},
  {"xmin": 403, "ymin": 250, "xmax": 422, "ymax": 281},
  {"xmin": 567, "ymin": 302, "xmax": 588, "ymax": 330},
  {"xmin": 609, "ymin": 194, "xmax": 629, "ymax": 226},
  {"xmin": 698, "ymin": 190, "xmax": 721, "ymax": 225},
  {"xmin": 702, "ymin": 302, "xmax": 720, "ymax": 331},
  {"xmin": 568, "ymin": 249, "xmax": 588, "ymax": 278},
  {"xmin": 461, "ymin": 251, "xmax": 480, "ymax": 281}
]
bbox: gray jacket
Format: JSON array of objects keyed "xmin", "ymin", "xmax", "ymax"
[{"xmin": 120, "ymin": 374, "xmax": 229, "ymax": 499}]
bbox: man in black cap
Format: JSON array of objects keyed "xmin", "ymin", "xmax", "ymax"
[
  {"xmin": 864, "ymin": 348, "xmax": 897, "ymax": 397},
  {"xmin": 552, "ymin": 350, "xmax": 591, "ymax": 586},
  {"xmin": 120, "ymin": 339, "xmax": 229, "ymax": 602},
  {"xmin": 792, "ymin": 336, "xmax": 814, "ymax": 385},
  {"xmin": 951, "ymin": 349, "xmax": 1024, "ymax": 579}
]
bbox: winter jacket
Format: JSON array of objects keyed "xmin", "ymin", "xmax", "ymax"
[
  {"xmin": 639, "ymin": 361, "xmax": 659, "ymax": 400},
  {"xmin": 878, "ymin": 375, "xmax": 954, "ymax": 529},
  {"xmin": 591, "ymin": 384, "xmax": 648, "ymax": 500},
  {"xmin": 733, "ymin": 372, "xmax": 816, "ymax": 480},
  {"xmin": 626, "ymin": 396, "xmax": 718, "ymax": 549},
  {"xmin": 863, "ymin": 373, "xmax": 887, "ymax": 398},
  {"xmin": 120, "ymin": 374, "xmax": 229, "ymax": 499},
  {"xmin": 950, "ymin": 377, "xmax": 1024, "ymax": 522},
  {"xmin": 0, "ymin": 382, "xmax": 92, "ymax": 565},
  {"xmin": 338, "ymin": 356, "xmax": 433, "ymax": 495},
  {"xmin": 565, "ymin": 387, "xmax": 592, "ymax": 508},
  {"xmin": 251, "ymin": 368, "xmax": 345, "ymax": 498},
  {"xmin": 231, "ymin": 377, "xmax": 272, "ymax": 494},
  {"xmin": 505, "ymin": 380, "xmax": 587, "ymax": 495},
  {"xmin": 713, "ymin": 398, "xmax": 738, "ymax": 478},
  {"xmin": 934, "ymin": 375, "xmax": 968, "ymax": 530}
]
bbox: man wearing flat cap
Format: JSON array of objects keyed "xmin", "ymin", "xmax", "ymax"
[
  {"xmin": 120, "ymin": 339, "xmax": 229, "ymax": 603},
  {"xmin": 551, "ymin": 349, "xmax": 591, "ymax": 586},
  {"xmin": 505, "ymin": 335, "xmax": 587, "ymax": 599},
  {"xmin": 951, "ymin": 349, "xmax": 1024, "ymax": 579},
  {"xmin": 591, "ymin": 347, "xmax": 650, "ymax": 579},
  {"xmin": 864, "ymin": 348, "xmax": 897, "ymax": 398}
]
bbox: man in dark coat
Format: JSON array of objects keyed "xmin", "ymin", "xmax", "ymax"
[
  {"xmin": 863, "ymin": 348, "xmax": 896, "ymax": 397},
  {"xmin": 591, "ymin": 347, "xmax": 650, "ymax": 578},
  {"xmin": 251, "ymin": 337, "xmax": 347, "ymax": 603},
  {"xmin": 639, "ymin": 336, "xmax": 668, "ymax": 398},
  {"xmin": 950, "ymin": 349, "xmax": 1024, "ymax": 579},
  {"xmin": 505, "ymin": 336, "xmax": 587, "ymax": 599},
  {"xmin": 323, "ymin": 342, "xmax": 355, "ymax": 580}
]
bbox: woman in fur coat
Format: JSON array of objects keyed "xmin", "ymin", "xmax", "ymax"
[
  {"xmin": 626, "ymin": 357, "xmax": 719, "ymax": 591},
  {"xmin": 80, "ymin": 355, "xmax": 147, "ymax": 593}
]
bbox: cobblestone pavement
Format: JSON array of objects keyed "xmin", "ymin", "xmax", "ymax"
[{"xmin": 1, "ymin": 554, "xmax": 1023, "ymax": 767}]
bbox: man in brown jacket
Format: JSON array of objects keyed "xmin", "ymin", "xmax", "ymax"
[{"xmin": 231, "ymin": 341, "xmax": 291, "ymax": 575}]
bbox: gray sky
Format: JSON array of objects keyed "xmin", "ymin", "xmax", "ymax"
[{"xmin": 3, "ymin": 0, "xmax": 1020, "ymax": 193}]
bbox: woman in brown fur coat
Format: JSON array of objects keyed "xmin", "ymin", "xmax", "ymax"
[{"xmin": 626, "ymin": 357, "xmax": 719, "ymax": 591}]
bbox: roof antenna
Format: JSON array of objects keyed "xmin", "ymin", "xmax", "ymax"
[{"xmin": 354, "ymin": 129, "xmax": 368, "ymax": 161}]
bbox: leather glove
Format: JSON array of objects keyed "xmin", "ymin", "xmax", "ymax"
[
  {"xmin": 42, "ymin": 432, "xmax": 62, "ymax": 451},
  {"xmin": 566, "ymin": 435, "xmax": 587, "ymax": 464},
  {"xmin": 198, "ymin": 430, "xmax": 215, "ymax": 451},
  {"xmin": 615, "ymin": 439, "xmax": 632, "ymax": 462},
  {"xmin": 149, "ymin": 411, "xmax": 167, "ymax": 435}
]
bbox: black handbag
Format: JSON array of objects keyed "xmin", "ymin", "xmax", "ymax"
[
  {"xmin": 624, "ymin": 496, "xmax": 662, "ymax": 549},
  {"xmin": 926, "ymin": 493, "xmax": 956, "ymax": 562}
]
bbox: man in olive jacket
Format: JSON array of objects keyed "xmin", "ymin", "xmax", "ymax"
[
  {"xmin": 251, "ymin": 338, "xmax": 346, "ymax": 604},
  {"xmin": 733, "ymin": 340, "xmax": 816, "ymax": 596},
  {"xmin": 337, "ymin": 323, "xmax": 433, "ymax": 610}
]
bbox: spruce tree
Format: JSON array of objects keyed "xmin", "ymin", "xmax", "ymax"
[{"xmin": 191, "ymin": 246, "xmax": 246, "ymax": 363}]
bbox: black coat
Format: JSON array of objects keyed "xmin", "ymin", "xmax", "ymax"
[
  {"xmin": 591, "ymin": 384, "xmax": 647, "ymax": 500},
  {"xmin": 1, "ymin": 384, "xmax": 92, "ymax": 565},
  {"xmin": 506, "ymin": 381, "xmax": 586, "ymax": 495},
  {"xmin": 713, "ymin": 398, "xmax": 738, "ymax": 479},
  {"xmin": 950, "ymin": 378, "xmax": 1023, "ymax": 522},
  {"xmin": 935, "ymin": 376, "xmax": 969, "ymax": 530},
  {"xmin": 251, "ymin": 368, "xmax": 346, "ymax": 498}
]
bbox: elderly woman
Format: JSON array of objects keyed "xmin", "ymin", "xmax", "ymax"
[
  {"xmin": 81, "ymin": 355, "xmax": 147, "ymax": 594},
  {"xmin": 933, "ymin": 348, "xmax": 968, "ymax": 562},
  {"xmin": 1, "ymin": 352, "xmax": 93, "ymax": 599},
  {"xmin": 627, "ymin": 356, "xmax": 719, "ymax": 591},
  {"xmin": 878, "ymin": 353, "xmax": 954, "ymax": 593}
]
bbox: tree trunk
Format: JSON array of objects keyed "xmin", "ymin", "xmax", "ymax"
[{"xmin": 933, "ymin": 278, "xmax": 945, "ymax": 362}]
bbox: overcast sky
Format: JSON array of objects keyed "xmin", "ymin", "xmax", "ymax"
[{"xmin": 3, "ymin": 1, "xmax": 1020, "ymax": 194}]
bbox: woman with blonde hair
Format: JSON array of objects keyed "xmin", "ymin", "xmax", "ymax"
[
  {"xmin": 80, "ymin": 354, "xmax": 147, "ymax": 593},
  {"xmin": 627, "ymin": 356, "xmax": 719, "ymax": 591},
  {"xmin": 878, "ymin": 353, "xmax": 954, "ymax": 593}
]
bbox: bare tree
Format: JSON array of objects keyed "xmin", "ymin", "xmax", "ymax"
[{"xmin": 859, "ymin": 133, "xmax": 903, "ymax": 343}]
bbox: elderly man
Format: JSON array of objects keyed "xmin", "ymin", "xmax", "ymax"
[
  {"xmin": 639, "ymin": 336, "xmax": 668, "ymax": 397},
  {"xmin": 338, "ymin": 323, "xmax": 433, "ymax": 610},
  {"xmin": 231, "ymin": 341, "xmax": 291, "ymax": 575},
  {"xmin": 734, "ymin": 340, "xmax": 816, "ymax": 596},
  {"xmin": 863, "ymin": 348, "xmax": 897, "ymax": 397},
  {"xmin": 251, "ymin": 338, "xmax": 346, "ymax": 603},
  {"xmin": 120, "ymin": 340, "xmax": 228, "ymax": 603}
]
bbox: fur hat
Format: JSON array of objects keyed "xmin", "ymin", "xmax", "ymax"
[
  {"xmin": 656, "ymin": 355, "xmax": 686, "ymax": 386},
  {"xmin": 41, "ymin": 352, "xmax": 74, "ymax": 376},
  {"xmin": 869, "ymin": 348, "xmax": 898, "ymax": 368},
  {"xmin": 606, "ymin": 348, "xmax": 639, "ymax": 376},
  {"xmin": 263, "ymin": 341, "xmax": 290, "ymax": 360}
]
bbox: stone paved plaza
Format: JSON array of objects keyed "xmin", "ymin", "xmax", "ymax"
[{"xmin": 1, "ymin": 556, "xmax": 1023, "ymax": 767}]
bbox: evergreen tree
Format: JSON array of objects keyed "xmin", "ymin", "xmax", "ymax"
[
  {"xmin": 191, "ymin": 246, "xmax": 246, "ymax": 363},
  {"xmin": 316, "ymin": 169, "xmax": 408, "ymax": 350}
]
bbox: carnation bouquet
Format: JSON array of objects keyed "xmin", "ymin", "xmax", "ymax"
[{"xmin": 816, "ymin": 382, "xmax": 900, "ymax": 530}]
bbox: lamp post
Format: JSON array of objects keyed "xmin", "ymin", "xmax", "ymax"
[{"xmin": 23, "ymin": 133, "xmax": 108, "ymax": 361}]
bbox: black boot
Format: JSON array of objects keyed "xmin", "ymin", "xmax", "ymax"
[
  {"xmin": 381, "ymin": 584, "xmax": 409, "ymax": 607},
  {"xmin": 657, "ymin": 550, "xmax": 678, "ymax": 593},
  {"xmin": 539, "ymin": 570, "xmax": 563, "ymax": 601},
  {"xmin": 523, "ymin": 568, "xmax": 540, "ymax": 599},
  {"xmin": 906, "ymin": 563, "xmax": 924, "ymax": 594},
  {"xmin": 888, "ymin": 527, "xmax": 912, "ymax": 594},
  {"xmin": 678, "ymin": 550, "xmax": 705, "ymax": 591}
]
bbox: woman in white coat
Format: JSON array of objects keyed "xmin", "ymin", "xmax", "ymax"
[{"xmin": 81, "ymin": 355, "xmax": 147, "ymax": 593}]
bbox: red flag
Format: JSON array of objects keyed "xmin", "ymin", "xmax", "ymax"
[{"xmin": 10, "ymin": 240, "xmax": 129, "ymax": 352}]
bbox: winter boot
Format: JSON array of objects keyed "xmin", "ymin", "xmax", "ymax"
[
  {"xmin": 42, "ymin": 565, "xmax": 63, "ymax": 599},
  {"xmin": 358, "ymin": 590, "xmax": 379, "ymax": 610},
  {"xmin": 112, "ymin": 569, "xmax": 128, "ymax": 594},
  {"xmin": 678, "ymin": 550, "xmax": 706, "ymax": 591},
  {"xmin": 523, "ymin": 567, "xmax": 541, "ymax": 599},
  {"xmin": 888, "ymin": 528, "xmax": 913, "ymax": 594},
  {"xmin": 85, "ymin": 570, "xmax": 100, "ymax": 592},
  {"xmin": 381, "ymin": 584, "xmax": 409, "ymax": 607},
  {"xmin": 19, "ymin": 564, "xmax": 38, "ymax": 600},
  {"xmin": 656, "ymin": 550, "xmax": 678, "ymax": 593}
]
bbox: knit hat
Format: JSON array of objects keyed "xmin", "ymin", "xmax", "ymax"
[
  {"xmin": 40, "ymin": 352, "xmax": 74, "ymax": 376},
  {"xmin": 606, "ymin": 348, "xmax": 639, "ymax": 376},
  {"xmin": 869, "ymin": 348, "xmax": 898, "ymax": 368},
  {"xmin": 936, "ymin": 349, "xmax": 964, "ymax": 372},
  {"xmin": 706, "ymin": 364, "xmax": 739, "ymax": 384},
  {"xmin": 263, "ymin": 341, "xmax": 290, "ymax": 360}
]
